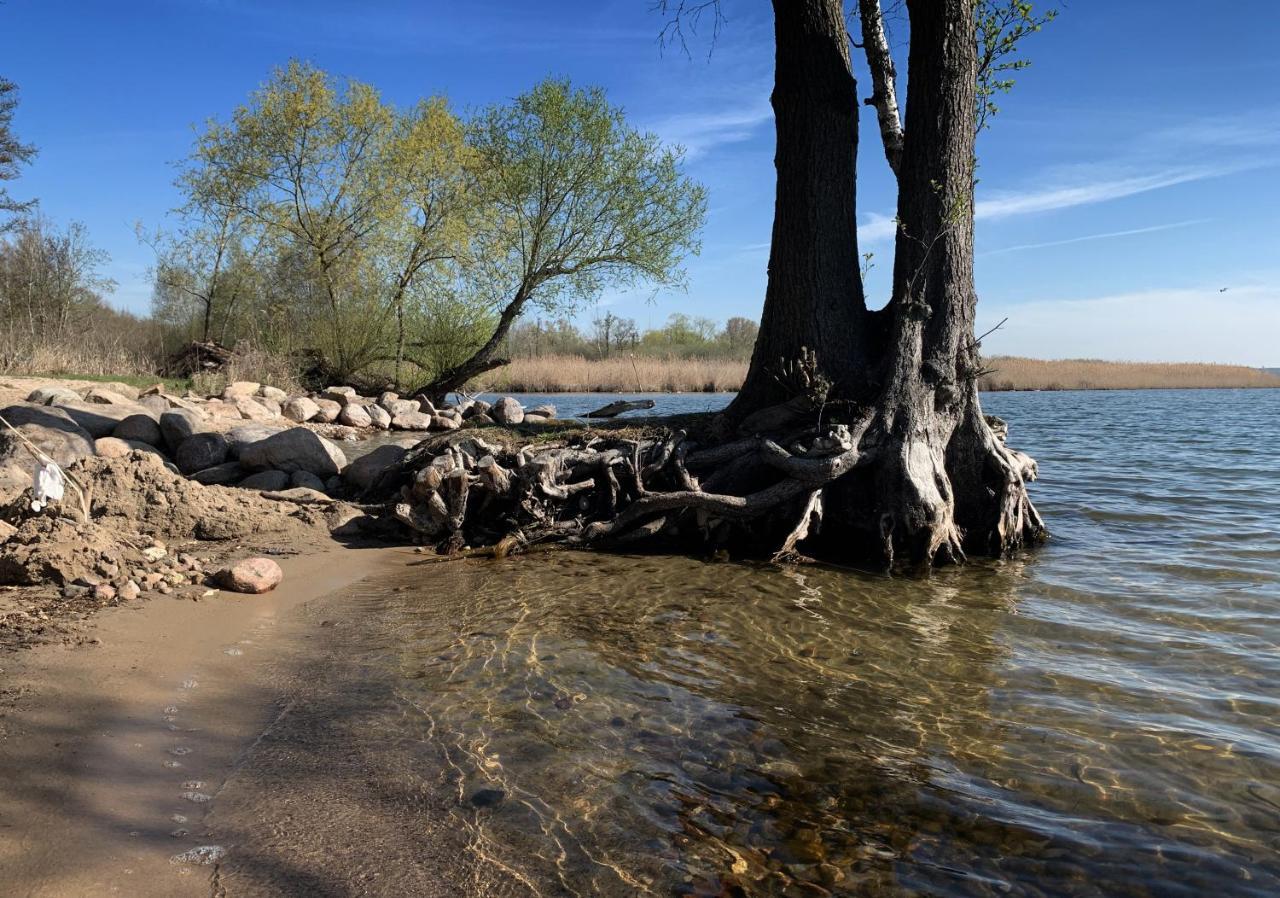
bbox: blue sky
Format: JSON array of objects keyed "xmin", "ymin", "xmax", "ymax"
[{"xmin": 3, "ymin": 0, "xmax": 1278, "ymax": 364}]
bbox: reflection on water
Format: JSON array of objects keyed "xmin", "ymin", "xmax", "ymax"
[{"xmin": 337, "ymin": 389, "xmax": 1279, "ymax": 896}]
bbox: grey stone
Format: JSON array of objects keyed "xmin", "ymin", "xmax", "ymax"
[
  {"xmin": 322, "ymin": 386, "xmax": 358, "ymax": 404},
  {"xmin": 55, "ymin": 400, "xmax": 151, "ymax": 438},
  {"xmin": 176, "ymin": 432, "xmax": 229, "ymax": 475},
  {"xmin": 342, "ymin": 442, "xmax": 414, "ymax": 492},
  {"xmin": 391, "ymin": 411, "xmax": 432, "ymax": 431},
  {"xmin": 159, "ymin": 408, "xmax": 207, "ymax": 452},
  {"xmin": 225, "ymin": 423, "xmax": 286, "ymax": 459},
  {"xmin": 491, "ymin": 397, "xmax": 524, "ymax": 425},
  {"xmin": 312, "ymin": 398, "xmax": 342, "ymax": 423},
  {"xmin": 113, "ymin": 414, "xmax": 163, "ymax": 446},
  {"xmin": 282, "ymin": 396, "xmax": 320, "ymax": 423},
  {"xmin": 259, "ymin": 385, "xmax": 289, "ymax": 403},
  {"xmin": 238, "ymin": 469, "xmax": 290, "ymax": 491},
  {"xmin": 381, "ymin": 398, "xmax": 419, "ymax": 417},
  {"xmin": 238, "ymin": 428, "xmax": 347, "ymax": 477},
  {"xmin": 290, "ymin": 469, "xmax": 326, "ymax": 491},
  {"xmin": 26, "ymin": 386, "xmax": 80, "ymax": 406},
  {"xmin": 366, "ymin": 404, "xmax": 391, "ymax": 429},
  {"xmin": 338, "ymin": 404, "xmax": 371, "ymax": 428},
  {"xmin": 0, "ymin": 404, "xmax": 95, "ymax": 504}
]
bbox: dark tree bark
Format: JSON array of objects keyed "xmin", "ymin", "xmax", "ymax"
[
  {"xmin": 725, "ymin": 0, "xmax": 1044, "ymax": 565},
  {"xmin": 725, "ymin": 0, "xmax": 873, "ymax": 422}
]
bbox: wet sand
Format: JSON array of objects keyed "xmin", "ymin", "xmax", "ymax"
[{"xmin": 0, "ymin": 545, "xmax": 420, "ymax": 897}]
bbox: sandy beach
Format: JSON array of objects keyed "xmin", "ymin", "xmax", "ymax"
[{"xmin": 0, "ymin": 544, "xmax": 415, "ymax": 896}]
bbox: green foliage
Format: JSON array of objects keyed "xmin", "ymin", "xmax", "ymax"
[
  {"xmin": 465, "ymin": 78, "xmax": 706, "ymax": 313},
  {"xmin": 975, "ymin": 1, "xmax": 1057, "ymax": 132},
  {"xmin": 160, "ymin": 67, "xmax": 706, "ymax": 391},
  {"xmin": 0, "ymin": 76, "xmax": 37, "ymax": 229}
]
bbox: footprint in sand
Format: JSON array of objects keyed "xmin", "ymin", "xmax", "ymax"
[
  {"xmin": 169, "ymin": 746, "xmax": 192, "ymax": 756},
  {"xmin": 180, "ymin": 791, "xmax": 212, "ymax": 803},
  {"xmin": 163, "ymin": 760, "xmax": 183, "ymax": 769},
  {"xmin": 181, "ymin": 780, "xmax": 206, "ymax": 789},
  {"xmin": 223, "ymin": 647, "xmax": 243, "ymax": 656},
  {"xmin": 180, "ymin": 678, "xmax": 198, "ymax": 689}
]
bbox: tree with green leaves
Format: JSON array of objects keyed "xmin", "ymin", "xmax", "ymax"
[
  {"xmin": 0, "ymin": 77, "xmax": 37, "ymax": 230},
  {"xmin": 415, "ymin": 79, "xmax": 707, "ymax": 399},
  {"xmin": 176, "ymin": 61, "xmax": 472, "ymax": 384}
]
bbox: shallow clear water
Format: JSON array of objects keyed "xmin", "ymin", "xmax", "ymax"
[{"xmin": 326, "ymin": 389, "xmax": 1280, "ymax": 895}]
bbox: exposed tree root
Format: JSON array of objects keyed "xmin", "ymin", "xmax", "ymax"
[{"xmin": 371, "ymin": 401, "xmax": 1043, "ymax": 571}]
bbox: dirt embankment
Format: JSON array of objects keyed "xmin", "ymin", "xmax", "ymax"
[{"xmin": 0, "ymin": 452, "xmax": 372, "ymax": 651}]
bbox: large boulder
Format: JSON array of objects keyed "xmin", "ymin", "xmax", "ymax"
[
  {"xmin": 338, "ymin": 404, "xmax": 371, "ymax": 428},
  {"xmin": 290, "ymin": 469, "xmax": 327, "ymax": 491},
  {"xmin": 113, "ymin": 413, "xmax": 164, "ymax": 447},
  {"xmin": 259, "ymin": 385, "xmax": 289, "ymax": 403},
  {"xmin": 342, "ymin": 442, "xmax": 416, "ymax": 492},
  {"xmin": 491, "ymin": 397, "xmax": 525, "ymax": 425},
  {"xmin": 159, "ymin": 408, "xmax": 207, "ymax": 452},
  {"xmin": 225, "ymin": 423, "xmax": 286, "ymax": 459},
  {"xmin": 234, "ymin": 397, "xmax": 275, "ymax": 421},
  {"xmin": 137, "ymin": 394, "xmax": 171, "ymax": 418},
  {"xmin": 0, "ymin": 405, "xmax": 95, "ymax": 504},
  {"xmin": 312, "ymin": 398, "xmax": 342, "ymax": 423},
  {"xmin": 431, "ymin": 414, "xmax": 461, "ymax": 431},
  {"xmin": 216, "ymin": 557, "xmax": 283, "ymax": 594},
  {"xmin": 221, "ymin": 381, "xmax": 261, "ymax": 400},
  {"xmin": 367, "ymin": 404, "xmax": 392, "ymax": 430},
  {"xmin": 282, "ymin": 396, "xmax": 320, "ymax": 423},
  {"xmin": 381, "ymin": 398, "xmax": 419, "ymax": 418},
  {"xmin": 54, "ymin": 400, "xmax": 151, "ymax": 439},
  {"xmin": 239, "ymin": 428, "xmax": 347, "ymax": 477},
  {"xmin": 175, "ymin": 432, "xmax": 230, "ymax": 475},
  {"xmin": 238, "ymin": 469, "xmax": 290, "ymax": 491},
  {"xmin": 322, "ymin": 386, "xmax": 358, "ymax": 405},
  {"xmin": 26, "ymin": 385, "xmax": 80, "ymax": 406},
  {"xmin": 391, "ymin": 411, "xmax": 432, "ymax": 431},
  {"xmin": 527, "ymin": 403, "xmax": 557, "ymax": 418}
]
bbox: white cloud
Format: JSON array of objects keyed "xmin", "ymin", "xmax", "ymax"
[
  {"xmin": 979, "ymin": 285, "xmax": 1280, "ymax": 367},
  {"xmin": 980, "ymin": 218, "xmax": 1209, "ymax": 256},
  {"xmin": 974, "ymin": 163, "xmax": 1253, "ymax": 220},
  {"xmin": 649, "ymin": 102, "xmax": 772, "ymax": 159}
]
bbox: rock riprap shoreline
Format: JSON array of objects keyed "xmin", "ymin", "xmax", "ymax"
[{"xmin": 0, "ymin": 378, "xmax": 558, "ymax": 646}]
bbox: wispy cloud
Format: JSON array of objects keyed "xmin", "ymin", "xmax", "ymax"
[
  {"xmin": 981, "ymin": 218, "xmax": 1209, "ymax": 256},
  {"xmin": 974, "ymin": 163, "xmax": 1254, "ymax": 220},
  {"xmin": 649, "ymin": 102, "xmax": 772, "ymax": 159}
]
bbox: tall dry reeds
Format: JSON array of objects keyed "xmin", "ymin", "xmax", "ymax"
[
  {"xmin": 469, "ymin": 353, "xmax": 1279, "ymax": 393},
  {"xmin": 472, "ymin": 354, "xmax": 747, "ymax": 393},
  {"xmin": 977, "ymin": 357, "xmax": 1280, "ymax": 391}
]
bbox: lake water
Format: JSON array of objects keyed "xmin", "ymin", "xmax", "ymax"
[{"xmin": 220, "ymin": 389, "xmax": 1280, "ymax": 896}]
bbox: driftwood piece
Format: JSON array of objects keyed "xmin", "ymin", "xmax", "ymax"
[{"xmin": 583, "ymin": 399, "xmax": 656, "ymax": 419}]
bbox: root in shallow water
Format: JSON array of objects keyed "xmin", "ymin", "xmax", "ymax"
[{"xmin": 372, "ymin": 406, "xmax": 1044, "ymax": 569}]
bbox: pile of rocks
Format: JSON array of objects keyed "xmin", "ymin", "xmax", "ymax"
[{"xmin": 1, "ymin": 380, "xmax": 556, "ymax": 507}]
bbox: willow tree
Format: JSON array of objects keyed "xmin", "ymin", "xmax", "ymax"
[
  {"xmin": 179, "ymin": 62, "xmax": 470, "ymax": 384},
  {"xmin": 416, "ymin": 79, "xmax": 707, "ymax": 400}
]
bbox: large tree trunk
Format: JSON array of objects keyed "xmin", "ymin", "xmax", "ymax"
[
  {"xmin": 825, "ymin": 0, "xmax": 1043, "ymax": 565},
  {"xmin": 725, "ymin": 0, "xmax": 872, "ymax": 422}
]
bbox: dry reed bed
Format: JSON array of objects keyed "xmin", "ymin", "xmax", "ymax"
[
  {"xmin": 978, "ymin": 357, "xmax": 1280, "ymax": 391},
  {"xmin": 475, "ymin": 354, "xmax": 1280, "ymax": 393}
]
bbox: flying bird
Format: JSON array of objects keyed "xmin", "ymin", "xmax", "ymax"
[{"xmin": 1219, "ymin": 287, "xmax": 1229, "ymax": 292}]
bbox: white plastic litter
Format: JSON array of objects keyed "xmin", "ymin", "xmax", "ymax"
[{"xmin": 30, "ymin": 459, "xmax": 65, "ymax": 512}]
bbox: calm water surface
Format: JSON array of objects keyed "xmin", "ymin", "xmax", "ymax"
[{"xmin": 329, "ymin": 389, "xmax": 1279, "ymax": 896}]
